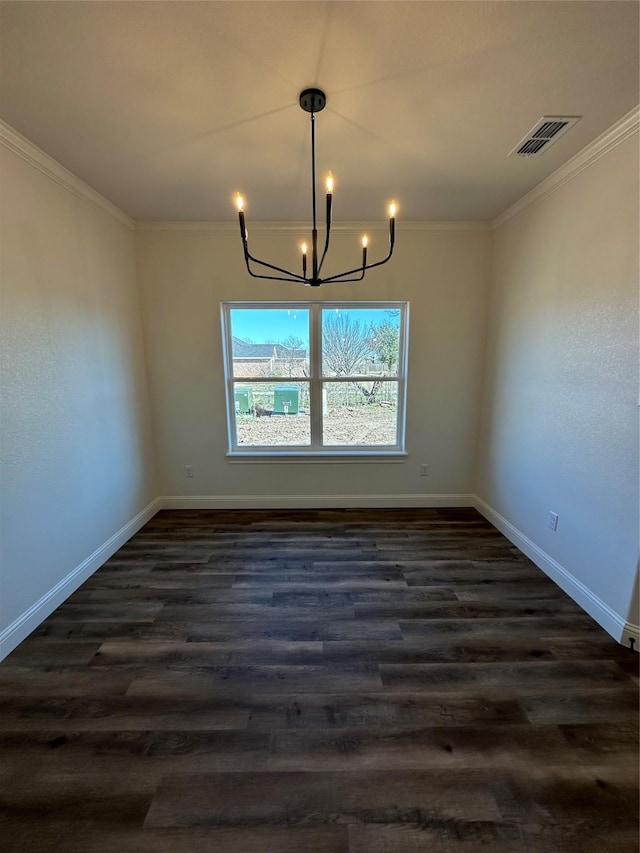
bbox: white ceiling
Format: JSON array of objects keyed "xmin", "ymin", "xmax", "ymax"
[{"xmin": 1, "ymin": 1, "xmax": 638, "ymax": 222}]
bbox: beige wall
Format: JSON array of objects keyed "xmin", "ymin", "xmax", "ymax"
[
  {"xmin": 0, "ymin": 144, "xmax": 157, "ymax": 657},
  {"xmin": 135, "ymin": 225, "xmax": 492, "ymax": 504},
  {"xmin": 476, "ymin": 134, "xmax": 639, "ymax": 641},
  {"xmin": 2, "ymin": 112, "xmax": 637, "ymax": 654}
]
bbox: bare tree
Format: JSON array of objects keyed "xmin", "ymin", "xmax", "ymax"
[
  {"xmin": 278, "ymin": 335, "xmax": 307, "ymax": 377},
  {"xmin": 322, "ymin": 314, "xmax": 385, "ymax": 403},
  {"xmin": 354, "ymin": 379, "xmax": 384, "ymax": 404},
  {"xmin": 322, "ymin": 314, "xmax": 372, "ymax": 375}
]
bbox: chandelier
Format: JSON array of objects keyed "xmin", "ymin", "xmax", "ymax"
[{"xmin": 234, "ymin": 88, "xmax": 397, "ymax": 287}]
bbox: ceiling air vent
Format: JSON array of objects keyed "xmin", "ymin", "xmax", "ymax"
[{"xmin": 510, "ymin": 116, "xmax": 581, "ymax": 157}]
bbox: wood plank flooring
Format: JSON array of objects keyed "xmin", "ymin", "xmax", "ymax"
[{"xmin": 1, "ymin": 507, "xmax": 637, "ymax": 852}]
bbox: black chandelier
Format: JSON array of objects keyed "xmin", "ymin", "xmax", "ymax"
[{"xmin": 234, "ymin": 88, "xmax": 397, "ymax": 287}]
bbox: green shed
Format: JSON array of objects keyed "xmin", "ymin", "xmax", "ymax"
[
  {"xmin": 273, "ymin": 386, "xmax": 299, "ymax": 414},
  {"xmin": 234, "ymin": 386, "xmax": 254, "ymax": 413}
]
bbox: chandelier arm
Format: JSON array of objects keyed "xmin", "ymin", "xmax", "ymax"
[
  {"xmin": 320, "ymin": 267, "xmax": 367, "ymax": 284},
  {"xmin": 246, "ymin": 264, "xmax": 308, "ymax": 283},
  {"xmin": 245, "ymin": 257, "xmax": 308, "ymax": 283},
  {"xmin": 321, "ymin": 232, "xmax": 396, "ymax": 284},
  {"xmin": 245, "ymin": 269, "xmax": 312, "ymax": 283},
  {"xmin": 316, "ymin": 233, "xmax": 331, "ymax": 276},
  {"xmin": 316, "ymin": 214, "xmax": 332, "ymax": 275},
  {"xmin": 243, "ymin": 246, "xmax": 309, "ymax": 282},
  {"xmin": 244, "ymin": 244, "xmax": 308, "ymax": 282},
  {"xmin": 322, "ymin": 258, "xmax": 389, "ymax": 284},
  {"xmin": 317, "ymin": 172, "xmax": 332, "ymax": 277},
  {"xmin": 318, "ymin": 272, "xmax": 366, "ymax": 285}
]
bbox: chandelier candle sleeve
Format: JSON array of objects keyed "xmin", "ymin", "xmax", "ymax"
[
  {"xmin": 233, "ymin": 87, "xmax": 397, "ymax": 286},
  {"xmin": 235, "ymin": 194, "xmax": 246, "ymax": 241},
  {"xmin": 325, "ymin": 172, "xmax": 333, "ymax": 235},
  {"xmin": 325, "ymin": 172, "xmax": 334, "ymax": 225}
]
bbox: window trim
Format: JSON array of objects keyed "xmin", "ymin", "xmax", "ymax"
[{"xmin": 221, "ymin": 301, "xmax": 409, "ymax": 457}]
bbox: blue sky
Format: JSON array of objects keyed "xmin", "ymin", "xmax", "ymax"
[
  {"xmin": 230, "ymin": 307, "xmax": 398, "ymax": 345},
  {"xmin": 230, "ymin": 309, "xmax": 310, "ymax": 344}
]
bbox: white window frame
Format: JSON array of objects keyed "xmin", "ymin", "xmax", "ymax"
[{"xmin": 221, "ymin": 301, "xmax": 409, "ymax": 459}]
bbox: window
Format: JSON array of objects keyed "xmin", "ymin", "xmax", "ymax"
[{"xmin": 221, "ymin": 302, "xmax": 408, "ymax": 456}]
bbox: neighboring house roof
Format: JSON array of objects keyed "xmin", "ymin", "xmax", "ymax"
[
  {"xmin": 232, "ymin": 338, "xmax": 277, "ymax": 359},
  {"xmin": 274, "ymin": 344, "xmax": 307, "ymax": 360},
  {"xmin": 232, "ymin": 337, "xmax": 306, "ymax": 360}
]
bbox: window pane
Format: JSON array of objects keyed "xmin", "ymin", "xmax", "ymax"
[
  {"xmin": 230, "ymin": 308, "xmax": 309, "ymax": 378},
  {"xmin": 322, "ymin": 307, "xmax": 401, "ymax": 378},
  {"xmin": 322, "ymin": 381, "xmax": 399, "ymax": 446},
  {"xmin": 233, "ymin": 382, "xmax": 310, "ymax": 446}
]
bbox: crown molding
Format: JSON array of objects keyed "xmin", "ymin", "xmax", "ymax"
[
  {"xmin": 0, "ymin": 119, "xmax": 134, "ymax": 229},
  {"xmin": 134, "ymin": 220, "xmax": 491, "ymax": 233},
  {"xmin": 493, "ymin": 105, "xmax": 640, "ymax": 228},
  {"xmin": 6, "ymin": 102, "xmax": 635, "ymax": 236}
]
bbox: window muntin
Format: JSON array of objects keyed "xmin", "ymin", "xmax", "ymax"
[{"xmin": 222, "ymin": 302, "xmax": 408, "ymax": 455}]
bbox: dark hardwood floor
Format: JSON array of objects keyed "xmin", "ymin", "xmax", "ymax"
[{"xmin": 1, "ymin": 508, "xmax": 637, "ymax": 852}]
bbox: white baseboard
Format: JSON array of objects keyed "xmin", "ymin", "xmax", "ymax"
[
  {"xmin": 474, "ymin": 496, "xmax": 639, "ymax": 651},
  {"xmin": 0, "ymin": 498, "xmax": 162, "ymax": 662},
  {"xmin": 160, "ymin": 493, "xmax": 475, "ymax": 510}
]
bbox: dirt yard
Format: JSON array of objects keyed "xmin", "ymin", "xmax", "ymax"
[{"xmin": 236, "ymin": 405, "xmax": 397, "ymax": 446}]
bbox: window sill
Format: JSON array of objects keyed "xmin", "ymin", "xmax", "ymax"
[{"xmin": 226, "ymin": 450, "xmax": 408, "ymax": 463}]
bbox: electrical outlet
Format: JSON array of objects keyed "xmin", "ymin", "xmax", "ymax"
[
  {"xmin": 548, "ymin": 511, "xmax": 558, "ymax": 531},
  {"xmin": 420, "ymin": 464, "xmax": 429, "ymax": 477},
  {"xmin": 184, "ymin": 465, "xmax": 194, "ymax": 478}
]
